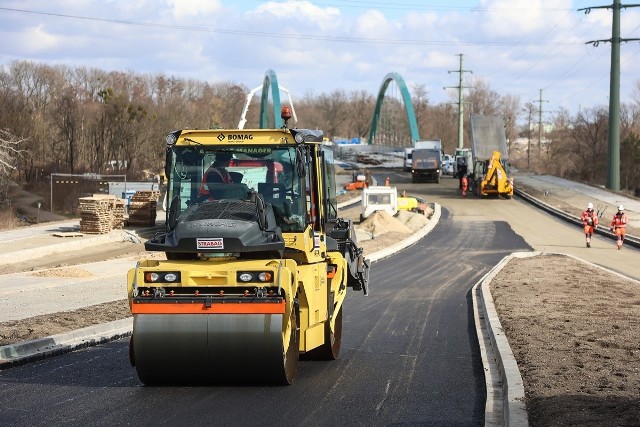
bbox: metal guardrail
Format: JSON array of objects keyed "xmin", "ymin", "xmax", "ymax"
[{"xmin": 514, "ymin": 187, "xmax": 640, "ymax": 249}]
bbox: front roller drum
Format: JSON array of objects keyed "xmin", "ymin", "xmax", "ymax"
[{"xmin": 131, "ymin": 312, "xmax": 298, "ymax": 385}]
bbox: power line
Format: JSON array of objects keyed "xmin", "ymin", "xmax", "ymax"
[
  {"xmin": 0, "ymin": 6, "xmax": 582, "ymax": 47},
  {"xmin": 267, "ymin": 0, "xmax": 575, "ymax": 12}
]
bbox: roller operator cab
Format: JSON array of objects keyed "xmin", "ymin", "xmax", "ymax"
[{"xmin": 127, "ymin": 114, "xmax": 369, "ymax": 385}]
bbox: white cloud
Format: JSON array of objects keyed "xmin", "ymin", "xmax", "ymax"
[
  {"xmin": 251, "ymin": 1, "xmax": 341, "ymax": 31},
  {"xmin": 21, "ymin": 25, "xmax": 60, "ymax": 54},
  {"xmin": 479, "ymin": 0, "xmax": 574, "ymax": 37},
  {"xmin": 353, "ymin": 10, "xmax": 391, "ymax": 38},
  {"xmin": 1, "ymin": 0, "xmax": 639, "ymax": 114},
  {"xmin": 167, "ymin": 0, "xmax": 223, "ymax": 19}
]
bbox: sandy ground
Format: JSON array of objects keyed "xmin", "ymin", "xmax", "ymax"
[
  {"xmin": 2, "ymin": 189, "xmax": 640, "ymax": 425},
  {"xmin": 491, "ymin": 254, "xmax": 640, "ymax": 426}
]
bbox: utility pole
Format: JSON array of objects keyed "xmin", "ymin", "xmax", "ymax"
[
  {"xmin": 580, "ymin": 0, "xmax": 640, "ymax": 191},
  {"xmin": 444, "ymin": 54, "xmax": 472, "ymax": 150},
  {"xmin": 524, "ymin": 103, "xmax": 534, "ymax": 170},
  {"xmin": 535, "ymin": 89, "xmax": 549, "ymax": 150}
]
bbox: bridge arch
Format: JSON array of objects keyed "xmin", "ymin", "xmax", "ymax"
[
  {"xmin": 260, "ymin": 69, "xmax": 282, "ymax": 129},
  {"xmin": 368, "ymin": 72, "xmax": 420, "ymax": 145}
]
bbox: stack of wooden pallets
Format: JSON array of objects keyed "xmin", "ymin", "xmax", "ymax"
[
  {"xmin": 78, "ymin": 196, "xmax": 116, "ymax": 234},
  {"xmin": 113, "ymin": 198, "xmax": 126, "ymax": 229},
  {"xmin": 128, "ymin": 190, "xmax": 160, "ymax": 226},
  {"xmin": 78, "ymin": 195, "xmax": 126, "ymax": 233}
]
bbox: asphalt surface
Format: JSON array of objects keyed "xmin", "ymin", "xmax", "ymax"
[
  {"xmin": 1, "ymin": 170, "xmax": 639, "ymax": 426},
  {"xmin": 0, "ymin": 196, "xmax": 530, "ymax": 426}
]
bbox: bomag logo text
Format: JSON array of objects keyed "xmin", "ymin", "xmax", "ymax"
[{"xmin": 227, "ymin": 134, "xmax": 253, "ymax": 141}]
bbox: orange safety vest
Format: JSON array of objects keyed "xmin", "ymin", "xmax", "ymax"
[
  {"xmin": 581, "ymin": 210, "xmax": 598, "ymax": 227},
  {"xmin": 200, "ymin": 167, "xmax": 233, "ymax": 195},
  {"xmin": 610, "ymin": 212, "xmax": 627, "ymax": 229}
]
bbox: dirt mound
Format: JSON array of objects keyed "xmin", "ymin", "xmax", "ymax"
[
  {"xmin": 357, "ymin": 210, "xmax": 412, "ymax": 236},
  {"xmin": 395, "ymin": 209, "xmax": 430, "ymax": 231}
]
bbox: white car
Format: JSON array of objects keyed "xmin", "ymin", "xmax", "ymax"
[{"xmin": 443, "ymin": 161, "xmax": 454, "ymax": 175}]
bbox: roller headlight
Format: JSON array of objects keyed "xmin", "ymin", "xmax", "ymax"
[
  {"xmin": 144, "ymin": 271, "xmax": 181, "ymax": 283},
  {"xmin": 237, "ymin": 271, "xmax": 274, "ymax": 283}
]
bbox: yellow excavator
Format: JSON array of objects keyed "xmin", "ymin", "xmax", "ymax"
[
  {"xmin": 474, "ymin": 150, "xmax": 513, "ymax": 198},
  {"xmin": 127, "ymin": 109, "xmax": 369, "ymax": 385}
]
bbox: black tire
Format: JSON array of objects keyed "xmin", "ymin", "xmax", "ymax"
[
  {"xmin": 278, "ymin": 308, "xmax": 299, "ymax": 385},
  {"xmin": 128, "ymin": 336, "xmax": 135, "ymax": 366}
]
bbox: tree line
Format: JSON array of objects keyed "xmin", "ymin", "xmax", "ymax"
[{"xmin": 1, "ymin": 60, "xmax": 639, "ymax": 201}]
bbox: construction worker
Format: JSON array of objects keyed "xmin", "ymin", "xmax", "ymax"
[
  {"xmin": 204, "ymin": 152, "xmax": 234, "ymax": 184},
  {"xmin": 610, "ymin": 205, "xmax": 628, "ymax": 250},
  {"xmin": 581, "ymin": 202, "xmax": 598, "ymax": 248},
  {"xmin": 199, "ymin": 152, "xmax": 234, "ymax": 201},
  {"xmin": 461, "ymin": 174, "xmax": 468, "ymax": 197}
]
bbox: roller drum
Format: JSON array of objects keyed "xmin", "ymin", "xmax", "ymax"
[{"xmin": 133, "ymin": 313, "xmax": 284, "ymax": 384}]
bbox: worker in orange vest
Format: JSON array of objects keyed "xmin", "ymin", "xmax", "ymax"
[
  {"xmin": 461, "ymin": 174, "xmax": 468, "ymax": 197},
  {"xmin": 580, "ymin": 202, "xmax": 598, "ymax": 248},
  {"xmin": 609, "ymin": 205, "xmax": 628, "ymax": 250}
]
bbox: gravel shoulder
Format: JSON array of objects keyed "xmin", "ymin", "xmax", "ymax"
[{"xmin": 490, "ymin": 254, "xmax": 640, "ymax": 426}]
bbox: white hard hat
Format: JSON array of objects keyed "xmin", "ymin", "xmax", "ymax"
[
  {"xmin": 587, "ymin": 203, "xmax": 593, "ymax": 210},
  {"xmin": 618, "ymin": 204, "xmax": 624, "ymax": 211}
]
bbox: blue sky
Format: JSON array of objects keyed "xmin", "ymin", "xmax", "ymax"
[{"xmin": 1, "ymin": 0, "xmax": 639, "ymax": 119}]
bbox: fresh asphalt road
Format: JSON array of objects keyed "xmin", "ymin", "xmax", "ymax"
[
  {"xmin": 0, "ymin": 175, "xmax": 533, "ymax": 426},
  {"xmin": 3, "ymin": 170, "xmax": 638, "ymax": 426}
]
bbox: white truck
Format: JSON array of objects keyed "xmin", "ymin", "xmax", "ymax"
[
  {"xmin": 360, "ymin": 186, "xmax": 398, "ymax": 223},
  {"xmin": 403, "ymin": 147, "xmax": 414, "ymax": 171}
]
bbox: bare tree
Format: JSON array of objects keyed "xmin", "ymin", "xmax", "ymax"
[
  {"xmin": 348, "ymin": 89, "xmax": 375, "ymax": 140},
  {"xmin": 0, "ymin": 129, "xmax": 28, "ymax": 199},
  {"xmin": 569, "ymin": 107, "xmax": 609, "ymax": 183},
  {"xmin": 412, "ymin": 83, "xmax": 429, "ymax": 142},
  {"xmin": 316, "ymin": 89, "xmax": 349, "ymax": 140},
  {"xmin": 427, "ymin": 103, "xmax": 458, "ymax": 154},
  {"xmin": 466, "ymin": 78, "xmax": 501, "ymax": 116},
  {"xmin": 501, "ymin": 94, "xmax": 521, "ymax": 155},
  {"xmin": 545, "ymin": 108, "xmax": 574, "ymax": 176}
]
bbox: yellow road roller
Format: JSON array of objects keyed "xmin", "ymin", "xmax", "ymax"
[{"xmin": 127, "ymin": 112, "xmax": 369, "ymax": 385}]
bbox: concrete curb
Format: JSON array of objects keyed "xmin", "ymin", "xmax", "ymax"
[
  {"xmin": 0, "ymin": 318, "xmax": 132, "ymax": 369},
  {"xmin": 474, "ymin": 249, "xmax": 640, "ymax": 427},
  {"xmin": 0, "ymin": 230, "xmax": 132, "ymax": 266},
  {"xmin": 473, "ymin": 252, "xmax": 533, "ymax": 427},
  {"xmin": 337, "ymin": 195, "xmax": 361, "ymax": 210}
]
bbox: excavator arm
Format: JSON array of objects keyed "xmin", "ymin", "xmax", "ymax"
[{"xmin": 479, "ymin": 151, "xmax": 513, "ymax": 198}]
